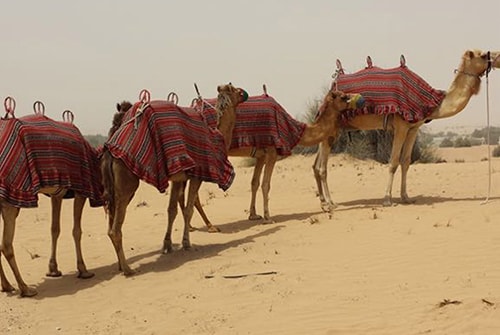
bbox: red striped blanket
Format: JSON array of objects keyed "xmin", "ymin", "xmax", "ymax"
[
  {"xmin": 105, "ymin": 100, "xmax": 234, "ymax": 192},
  {"xmin": 196, "ymin": 95, "xmax": 306, "ymax": 156},
  {"xmin": 335, "ymin": 64, "xmax": 446, "ymax": 124},
  {"xmin": 0, "ymin": 114, "xmax": 104, "ymax": 208}
]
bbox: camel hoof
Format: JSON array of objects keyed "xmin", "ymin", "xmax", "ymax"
[
  {"xmin": 207, "ymin": 226, "xmax": 221, "ymax": 233},
  {"xmin": 248, "ymin": 214, "xmax": 263, "ymax": 221},
  {"xmin": 1, "ymin": 283, "xmax": 15, "ymax": 293},
  {"xmin": 189, "ymin": 225, "xmax": 198, "ymax": 232},
  {"xmin": 261, "ymin": 219, "xmax": 275, "ymax": 225},
  {"xmin": 20, "ymin": 286, "xmax": 38, "ymax": 298},
  {"xmin": 46, "ymin": 270, "xmax": 62, "ymax": 278},
  {"xmin": 321, "ymin": 201, "xmax": 338, "ymax": 213},
  {"xmin": 162, "ymin": 241, "xmax": 173, "ymax": 254},
  {"xmin": 78, "ymin": 271, "xmax": 95, "ymax": 279},
  {"xmin": 123, "ymin": 268, "xmax": 136, "ymax": 277},
  {"xmin": 401, "ymin": 197, "xmax": 416, "ymax": 204},
  {"xmin": 182, "ymin": 244, "xmax": 192, "ymax": 251}
]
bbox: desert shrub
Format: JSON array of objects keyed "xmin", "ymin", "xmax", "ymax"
[
  {"xmin": 339, "ymin": 129, "xmax": 441, "ymax": 164},
  {"xmin": 84, "ymin": 134, "xmax": 107, "ymax": 147},
  {"xmin": 414, "ymin": 131, "xmax": 442, "ymax": 163},
  {"xmin": 292, "ymin": 96, "xmax": 322, "ymax": 155},
  {"xmin": 454, "ymin": 137, "xmax": 472, "ymax": 148},
  {"xmin": 439, "ymin": 137, "xmax": 454, "ymax": 148},
  {"xmin": 471, "ymin": 127, "xmax": 500, "ymax": 145},
  {"xmin": 238, "ymin": 157, "xmax": 257, "ymax": 167},
  {"xmin": 493, "ymin": 145, "xmax": 500, "ymax": 157}
]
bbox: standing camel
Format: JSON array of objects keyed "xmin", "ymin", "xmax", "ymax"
[
  {"xmin": 313, "ymin": 49, "xmax": 500, "ymax": 211},
  {"xmin": 0, "ymin": 99, "xmax": 103, "ymax": 297},
  {"xmin": 188, "ymin": 89, "xmax": 363, "ymax": 229},
  {"xmin": 100, "ymin": 84, "xmax": 247, "ymax": 275}
]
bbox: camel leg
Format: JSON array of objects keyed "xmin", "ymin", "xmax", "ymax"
[
  {"xmin": 72, "ymin": 195, "xmax": 94, "ymax": 278},
  {"xmin": 383, "ymin": 124, "xmax": 409, "ymax": 206},
  {"xmin": 249, "ymin": 155, "xmax": 266, "ymax": 220},
  {"xmin": 47, "ymin": 196, "xmax": 63, "ymax": 277},
  {"xmin": 194, "ymin": 195, "xmax": 219, "ymax": 232},
  {"xmin": 107, "ymin": 160, "xmax": 138, "ymax": 276},
  {"xmin": 0, "ymin": 247, "xmax": 15, "ymax": 293},
  {"xmin": 108, "ymin": 195, "xmax": 135, "ymax": 275},
  {"xmin": 181, "ymin": 183, "xmax": 219, "ymax": 233},
  {"xmin": 0, "ymin": 206, "xmax": 37, "ymax": 297},
  {"xmin": 0, "ymin": 206, "xmax": 15, "ymax": 293},
  {"xmin": 182, "ymin": 179, "xmax": 203, "ymax": 250},
  {"xmin": 164, "ymin": 182, "xmax": 183, "ymax": 254},
  {"xmin": 399, "ymin": 127, "xmax": 419, "ymax": 204},
  {"xmin": 261, "ymin": 149, "xmax": 277, "ymax": 224},
  {"xmin": 313, "ymin": 139, "xmax": 337, "ymax": 213}
]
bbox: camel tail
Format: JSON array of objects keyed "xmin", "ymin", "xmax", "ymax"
[{"xmin": 100, "ymin": 149, "xmax": 115, "ymax": 218}]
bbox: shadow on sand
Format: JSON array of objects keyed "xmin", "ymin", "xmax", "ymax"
[
  {"xmin": 332, "ymin": 195, "xmax": 500, "ymax": 212},
  {"xmin": 191, "ymin": 210, "xmax": 323, "ymax": 234},
  {"xmin": 32, "ymin": 223, "xmax": 283, "ymax": 299}
]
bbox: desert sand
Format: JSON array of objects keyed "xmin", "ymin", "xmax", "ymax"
[{"xmin": 1, "ymin": 145, "xmax": 499, "ymax": 335}]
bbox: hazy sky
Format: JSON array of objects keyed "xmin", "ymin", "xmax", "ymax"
[{"xmin": 1, "ymin": 0, "xmax": 499, "ymax": 135}]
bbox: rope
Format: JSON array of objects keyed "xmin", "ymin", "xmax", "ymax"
[{"xmin": 481, "ymin": 69, "xmax": 492, "ymax": 205}]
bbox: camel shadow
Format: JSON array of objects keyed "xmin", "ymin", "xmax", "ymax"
[
  {"xmin": 192, "ymin": 210, "xmax": 322, "ymax": 234},
  {"xmin": 334, "ymin": 195, "xmax": 500, "ymax": 212},
  {"xmin": 32, "ymin": 225, "xmax": 282, "ymax": 299},
  {"xmin": 132, "ymin": 225, "xmax": 282, "ymax": 275}
]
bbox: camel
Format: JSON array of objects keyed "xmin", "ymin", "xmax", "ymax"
[
  {"xmin": 0, "ymin": 99, "xmax": 103, "ymax": 297},
  {"xmin": 186, "ymin": 89, "xmax": 364, "ymax": 229},
  {"xmin": 100, "ymin": 83, "xmax": 247, "ymax": 275},
  {"xmin": 312, "ymin": 49, "xmax": 500, "ymax": 211}
]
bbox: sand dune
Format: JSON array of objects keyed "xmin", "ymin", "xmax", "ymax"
[{"xmin": 1, "ymin": 145, "xmax": 499, "ymax": 335}]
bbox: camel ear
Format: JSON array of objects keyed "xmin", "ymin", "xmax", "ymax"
[
  {"xmin": 465, "ymin": 50, "xmax": 475, "ymax": 59},
  {"xmin": 116, "ymin": 103, "xmax": 121, "ymax": 112}
]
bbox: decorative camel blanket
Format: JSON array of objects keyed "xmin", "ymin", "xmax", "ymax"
[
  {"xmin": 0, "ymin": 114, "xmax": 104, "ymax": 208},
  {"xmin": 197, "ymin": 95, "xmax": 306, "ymax": 156},
  {"xmin": 334, "ymin": 63, "xmax": 446, "ymax": 124},
  {"xmin": 104, "ymin": 100, "xmax": 235, "ymax": 192}
]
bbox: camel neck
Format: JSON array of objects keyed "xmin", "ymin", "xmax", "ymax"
[
  {"xmin": 430, "ymin": 72, "xmax": 481, "ymax": 120},
  {"xmin": 217, "ymin": 106, "xmax": 237, "ymax": 151},
  {"xmin": 298, "ymin": 114, "xmax": 337, "ymax": 146}
]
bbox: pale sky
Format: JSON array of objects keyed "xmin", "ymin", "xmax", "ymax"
[{"xmin": 1, "ymin": 0, "xmax": 499, "ymax": 135}]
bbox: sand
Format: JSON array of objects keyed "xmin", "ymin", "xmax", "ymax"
[{"xmin": 1, "ymin": 145, "xmax": 499, "ymax": 335}]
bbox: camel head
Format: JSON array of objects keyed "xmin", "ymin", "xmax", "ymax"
[
  {"xmin": 215, "ymin": 83, "xmax": 248, "ymax": 122},
  {"xmin": 460, "ymin": 49, "xmax": 500, "ymax": 77},
  {"xmin": 317, "ymin": 90, "xmax": 364, "ymax": 120},
  {"xmin": 216, "ymin": 83, "xmax": 248, "ymax": 107},
  {"xmin": 215, "ymin": 83, "xmax": 248, "ymax": 150},
  {"xmin": 108, "ymin": 101, "xmax": 133, "ymax": 138}
]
